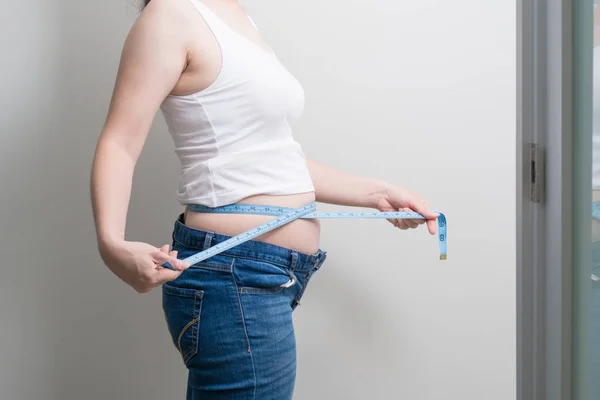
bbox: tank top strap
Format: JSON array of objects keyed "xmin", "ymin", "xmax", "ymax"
[
  {"xmin": 247, "ymin": 15, "xmax": 259, "ymax": 31},
  {"xmin": 188, "ymin": 0, "xmax": 231, "ymax": 39}
]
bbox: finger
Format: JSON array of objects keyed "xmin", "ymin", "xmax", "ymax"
[
  {"xmin": 395, "ymin": 213, "xmax": 411, "ymax": 230},
  {"xmin": 407, "ymin": 210, "xmax": 426, "ymax": 225},
  {"xmin": 398, "ymin": 210, "xmax": 419, "ymax": 229},
  {"xmin": 405, "ymin": 219, "xmax": 419, "ymax": 229},
  {"xmin": 153, "ymin": 268, "xmax": 183, "ymax": 284},
  {"xmin": 406, "ymin": 200, "xmax": 439, "ymax": 235},
  {"xmin": 151, "ymin": 250, "xmax": 190, "ymax": 271},
  {"xmin": 397, "ymin": 220, "xmax": 409, "ymax": 230},
  {"xmin": 399, "ymin": 208, "xmax": 422, "ymax": 227},
  {"xmin": 167, "ymin": 250, "xmax": 182, "ymax": 270},
  {"xmin": 160, "ymin": 244, "xmax": 170, "ymax": 254},
  {"xmin": 427, "ymin": 219, "xmax": 438, "ymax": 235},
  {"xmin": 406, "ymin": 199, "xmax": 438, "ymax": 219}
]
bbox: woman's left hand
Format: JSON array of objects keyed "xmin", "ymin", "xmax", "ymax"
[{"xmin": 375, "ymin": 186, "xmax": 439, "ymax": 235}]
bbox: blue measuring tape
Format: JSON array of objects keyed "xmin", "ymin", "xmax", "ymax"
[{"xmin": 162, "ymin": 202, "xmax": 447, "ymax": 269}]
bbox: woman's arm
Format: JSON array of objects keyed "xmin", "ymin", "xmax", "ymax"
[
  {"xmin": 306, "ymin": 158, "xmax": 439, "ymax": 235},
  {"xmin": 307, "ymin": 158, "xmax": 390, "ymax": 208},
  {"xmin": 91, "ymin": 1, "xmax": 191, "ymax": 293}
]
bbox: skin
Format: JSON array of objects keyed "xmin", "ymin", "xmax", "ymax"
[{"xmin": 90, "ymin": 0, "xmax": 439, "ymax": 294}]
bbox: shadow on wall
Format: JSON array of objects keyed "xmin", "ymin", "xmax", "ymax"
[
  {"xmin": 1, "ymin": 2, "xmax": 185, "ymax": 400},
  {"xmin": 51, "ymin": 2, "xmax": 188, "ymax": 400},
  {"xmin": 292, "ymin": 247, "xmax": 420, "ymax": 400},
  {"xmin": 0, "ymin": 1, "xmax": 73, "ymax": 398}
]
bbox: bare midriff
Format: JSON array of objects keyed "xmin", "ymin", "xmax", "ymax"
[{"xmin": 183, "ymin": 192, "xmax": 321, "ymax": 255}]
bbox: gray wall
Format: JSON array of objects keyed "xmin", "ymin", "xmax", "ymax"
[{"xmin": 0, "ymin": 0, "xmax": 516, "ymax": 399}]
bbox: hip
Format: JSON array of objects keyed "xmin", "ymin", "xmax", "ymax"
[
  {"xmin": 161, "ymin": 220, "xmax": 327, "ymax": 397},
  {"xmin": 166, "ymin": 218, "xmax": 327, "ymax": 306}
]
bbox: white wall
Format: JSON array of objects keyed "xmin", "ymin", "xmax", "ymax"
[{"xmin": 0, "ymin": 0, "xmax": 515, "ymax": 399}]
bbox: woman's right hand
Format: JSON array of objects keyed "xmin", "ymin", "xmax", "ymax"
[{"xmin": 99, "ymin": 240, "xmax": 190, "ymax": 294}]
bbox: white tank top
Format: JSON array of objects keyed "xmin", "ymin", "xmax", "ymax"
[{"xmin": 160, "ymin": 0, "xmax": 315, "ymax": 207}]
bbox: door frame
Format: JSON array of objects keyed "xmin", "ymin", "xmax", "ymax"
[{"xmin": 517, "ymin": 0, "xmax": 574, "ymax": 399}]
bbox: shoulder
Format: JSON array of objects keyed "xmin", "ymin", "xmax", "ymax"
[
  {"xmin": 110, "ymin": 0, "xmax": 199, "ymax": 105},
  {"xmin": 129, "ymin": 0, "xmax": 195, "ymax": 50}
]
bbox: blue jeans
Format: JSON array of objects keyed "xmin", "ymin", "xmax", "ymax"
[{"xmin": 162, "ymin": 214, "xmax": 327, "ymax": 400}]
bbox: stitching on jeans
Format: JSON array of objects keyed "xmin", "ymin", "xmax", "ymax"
[
  {"xmin": 227, "ymin": 254, "xmax": 289, "ymax": 269},
  {"xmin": 230, "ymin": 258, "xmax": 257, "ymax": 398},
  {"xmin": 203, "ymin": 232, "xmax": 213, "ymax": 250},
  {"xmin": 188, "ymin": 263, "xmax": 232, "ymax": 272},
  {"xmin": 178, "ymin": 291, "xmax": 201, "ymax": 363},
  {"xmin": 233, "ymin": 259, "xmax": 290, "ymax": 295},
  {"xmin": 214, "ymin": 253, "xmax": 316, "ymax": 271},
  {"xmin": 172, "ymin": 238, "xmax": 235, "ymax": 271},
  {"xmin": 238, "ymin": 286, "xmax": 284, "ymax": 295},
  {"xmin": 178, "ymin": 316, "xmax": 200, "ymax": 358},
  {"xmin": 231, "ymin": 260, "xmax": 252, "ymax": 353},
  {"xmin": 290, "ymin": 251, "xmax": 298, "ymax": 271},
  {"xmin": 163, "ymin": 284, "xmax": 204, "ymax": 298},
  {"xmin": 164, "ymin": 288, "xmax": 203, "ymax": 363},
  {"xmin": 293, "ymin": 270, "xmax": 313, "ymax": 307},
  {"xmin": 172, "ymin": 238, "xmax": 320, "ymax": 272}
]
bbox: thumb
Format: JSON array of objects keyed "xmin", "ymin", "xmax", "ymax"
[
  {"xmin": 151, "ymin": 249, "xmax": 190, "ymax": 271},
  {"xmin": 406, "ymin": 200, "xmax": 439, "ymax": 236},
  {"xmin": 154, "ymin": 267, "xmax": 183, "ymax": 283},
  {"xmin": 408, "ymin": 200, "xmax": 439, "ymax": 220}
]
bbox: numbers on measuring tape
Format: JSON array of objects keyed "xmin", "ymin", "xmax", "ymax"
[{"xmin": 169, "ymin": 202, "xmax": 447, "ymax": 269}]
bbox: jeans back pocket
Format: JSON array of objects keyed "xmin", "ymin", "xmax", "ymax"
[{"xmin": 162, "ymin": 283, "xmax": 204, "ymax": 365}]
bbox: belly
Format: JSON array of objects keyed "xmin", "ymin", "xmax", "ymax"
[{"xmin": 183, "ymin": 192, "xmax": 321, "ymax": 255}]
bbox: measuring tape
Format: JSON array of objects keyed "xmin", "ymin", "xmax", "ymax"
[{"xmin": 162, "ymin": 202, "xmax": 447, "ymax": 270}]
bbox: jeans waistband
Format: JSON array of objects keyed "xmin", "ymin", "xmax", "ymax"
[{"xmin": 172, "ymin": 214, "xmax": 327, "ymax": 272}]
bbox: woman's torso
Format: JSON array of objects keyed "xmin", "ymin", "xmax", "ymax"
[{"xmin": 160, "ymin": 0, "xmax": 320, "ymax": 254}]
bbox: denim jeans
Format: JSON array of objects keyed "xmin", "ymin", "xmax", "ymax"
[{"xmin": 162, "ymin": 214, "xmax": 327, "ymax": 400}]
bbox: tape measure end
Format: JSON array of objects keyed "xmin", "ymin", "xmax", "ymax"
[
  {"xmin": 162, "ymin": 261, "xmax": 175, "ymax": 270},
  {"xmin": 439, "ymin": 255, "xmax": 447, "ymax": 261}
]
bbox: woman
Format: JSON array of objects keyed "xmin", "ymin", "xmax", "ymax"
[{"xmin": 90, "ymin": 0, "xmax": 439, "ymax": 398}]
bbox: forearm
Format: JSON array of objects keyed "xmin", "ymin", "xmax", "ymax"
[
  {"xmin": 90, "ymin": 136, "xmax": 136, "ymax": 251},
  {"xmin": 306, "ymin": 158, "xmax": 392, "ymax": 209}
]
